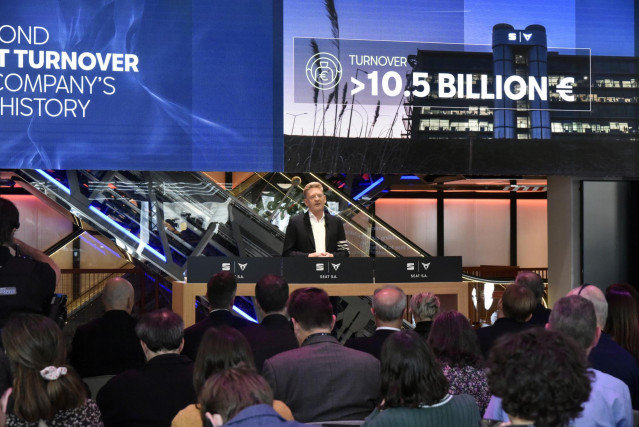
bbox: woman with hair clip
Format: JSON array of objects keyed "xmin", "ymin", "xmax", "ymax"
[
  {"xmin": 172, "ymin": 327, "xmax": 293, "ymax": 427},
  {"xmin": 363, "ymin": 330, "xmax": 479, "ymax": 426},
  {"xmin": 2, "ymin": 313, "xmax": 102, "ymax": 426}
]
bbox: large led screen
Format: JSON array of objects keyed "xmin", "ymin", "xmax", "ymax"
[
  {"xmin": 284, "ymin": 0, "xmax": 639, "ymax": 176},
  {"xmin": 0, "ymin": 1, "xmax": 282, "ymax": 171}
]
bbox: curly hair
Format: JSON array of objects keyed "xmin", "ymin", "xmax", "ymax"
[
  {"xmin": 428, "ymin": 311, "xmax": 482, "ymax": 367},
  {"xmin": 380, "ymin": 330, "xmax": 448, "ymax": 409},
  {"xmin": 487, "ymin": 328, "xmax": 592, "ymax": 427}
]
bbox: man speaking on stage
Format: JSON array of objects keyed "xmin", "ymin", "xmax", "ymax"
[{"xmin": 282, "ymin": 182, "xmax": 349, "ymax": 258}]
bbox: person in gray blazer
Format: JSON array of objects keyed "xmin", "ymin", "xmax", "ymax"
[{"xmin": 262, "ymin": 287, "xmax": 380, "ymax": 423}]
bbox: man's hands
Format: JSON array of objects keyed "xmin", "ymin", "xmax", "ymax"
[{"xmin": 308, "ymin": 252, "xmax": 334, "ymax": 258}]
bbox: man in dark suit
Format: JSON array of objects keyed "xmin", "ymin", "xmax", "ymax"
[
  {"xmin": 282, "ymin": 182, "xmax": 349, "ymax": 257},
  {"xmin": 476, "ymin": 284, "xmax": 535, "ymax": 357},
  {"xmin": 262, "ymin": 287, "xmax": 380, "ymax": 423},
  {"xmin": 515, "ymin": 270, "xmax": 551, "ymax": 326},
  {"xmin": 345, "ymin": 285, "xmax": 405, "ymax": 359},
  {"xmin": 182, "ymin": 271, "xmax": 253, "ymax": 360},
  {"xmin": 70, "ymin": 277, "xmax": 145, "ymax": 378},
  {"xmin": 96, "ymin": 309, "xmax": 195, "ymax": 426},
  {"xmin": 241, "ymin": 274, "xmax": 298, "ymax": 372}
]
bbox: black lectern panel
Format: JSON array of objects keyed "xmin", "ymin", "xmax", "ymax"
[
  {"xmin": 187, "ymin": 256, "xmax": 282, "ymax": 283},
  {"xmin": 283, "ymin": 258, "xmax": 374, "ymax": 284},
  {"xmin": 374, "ymin": 257, "xmax": 462, "ymax": 283}
]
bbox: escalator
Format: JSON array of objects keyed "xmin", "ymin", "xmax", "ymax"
[{"xmin": 14, "ymin": 170, "xmax": 431, "ymax": 282}]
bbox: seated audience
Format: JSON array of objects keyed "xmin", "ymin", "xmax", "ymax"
[
  {"xmin": 2, "ymin": 313, "xmax": 102, "ymax": 426},
  {"xmin": 409, "ymin": 291, "xmax": 440, "ymax": 338},
  {"xmin": 428, "ymin": 311, "xmax": 490, "ymax": 414},
  {"xmin": 486, "ymin": 328, "xmax": 591, "ymax": 426},
  {"xmin": 262, "ymin": 287, "xmax": 380, "ymax": 423},
  {"xmin": 70, "ymin": 277, "xmax": 145, "ymax": 378},
  {"xmin": 183, "ymin": 271, "xmax": 253, "ymax": 360},
  {"xmin": 97, "ymin": 309, "xmax": 195, "ymax": 426},
  {"xmin": 240, "ymin": 275, "xmax": 297, "ymax": 372},
  {"xmin": 199, "ymin": 367, "xmax": 305, "ymax": 426},
  {"xmin": 0, "ymin": 198, "xmax": 60, "ymax": 330},
  {"xmin": 568, "ymin": 284, "xmax": 639, "ymax": 409},
  {"xmin": 515, "ymin": 270, "xmax": 551, "ymax": 326},
  {"xmin": 172, "ymin": 327, "xmax": 293, "ymax": 426},
  {"xmin": 345, "ymin": 285, "xmax": 406, "ymax": 359},
  {"xmin": 605, "ymin": 286, "xmax": 639, "ymax": 363},
  {"xmin": 476, "ymin": 284, "xmax": 535, "ymax": 357},
  {"xmin": 484, "ymin": 295, "xmax": 633, "ymax": 426},
  {"xmin": 363, "ymin": 330, "xmax": 479, "ymax": 426}
]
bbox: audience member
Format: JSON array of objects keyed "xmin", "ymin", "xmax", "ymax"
[
  {"xmin": 484, "ymin": 295, "xmax": 633, "ymax": 426},
  {"xmin": 486, "ymin": 328, "xmax": 591, "ymax": 427},
  {"xmin": 476, "ymin": 284, "xmax": 535, "ymax": 356},
  {"xmin": 97, "ymin": 309, "xmax": 195, "ymax": 426},
  {"xmin": 182, "ymin": 271, "xmax": 253, "ymax": 360},
  {"xmin": 608, "ymin": 283, "xmax": 639, "ymax": 318},
  {"xmin": 198, "ymin": 367, "xmax": 306, "ymax": 427},
  {"xmin": 428, "ymin": 311, "xmax": 490, "ymax": 414},
  {"xmin": 172, "ymin": 327, "xmax": 293, "ymax": 427},
  {"xmin": 240, "ymin": 275, "xmax": 297, "ymax": 372},
  {"xmin": 0, "ymin": 198, "xmax": 60, "ymax": 329},
  {"xmin": 409, "ymin": 291, "xmax": 440, "ymax": 338},
  {"xmin": 515, "ymin": 270, "xmax": 551, "ymax": 326},
  {"xmin": 345, "ymin": 285, "xmax": 406, "ymax": 359},
  {"xmin": 2, "ymin": 314, "xmax": 102, "ymax": 426},
  {"xmin": 70, "ymin": 277, "xmax": 145, "ymax": 378},
  {"xmin": 262, "ymin": 287, "xmax": 380, "ymax": 423},
  {"xmin": 0, "ymin": 388, "xmax": 11, "ymax": 427},
  {"xmin": 605, "ymin": 286, "xmax": 639, "ymax": 363},
  {"xmin": 569, "ymin": 284, "xmax": 639, "ymax": 409},
  {"xmin": 363, "ymin": 330, "xmax": 479, "ymax": 426}
]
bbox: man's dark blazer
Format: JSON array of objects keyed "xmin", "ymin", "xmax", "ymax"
[
  {"xmin": 527, "ymin": 303, "xmax": 552, "ymax": 326},
  {"xmin": 70, "ymin": 310, "xmax": 145, "ymax": 378},
  {"xmin": 476, "ymin": 317, "xmax": 533, "ymax": 357},
  {"xmin": 589, "ymin": 332, "xmax": 639, "ymax": 409},
  {"xmin": 241, "ymin": 314, "xmax": 298, "ymax": 372},
  {"xmin": 96, "ymin": 353, "xmax": 195, "ymax": 427},
  {"xmin": 414, "ymin": 320, "xmax": 433, "ymax": 339},
  {"xmin": 282, "ymin": 211, "xmax": 349, "ymax": 257},
  {"xmin": 262, "ymin": 334, "xmax": 380, "ymax": 423},
  {"xmin": 344, "ymin": 328, "xmax": 399, "ymax": 360},
  {"xmin": 182, "ymin": 309, "xmax": 253, "ymax": 360}
]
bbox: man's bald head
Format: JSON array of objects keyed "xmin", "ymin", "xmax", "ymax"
[
  {"xmin": 372, "ymin": 285, "xmax": 406, "ymax": 327},
  {"xmin": 567, "ymin": 285, "xmax": 608, "ymax": 329},
  {"xmin": 102, "ymin": 277, "xmax": 135, "ymax": 313}
]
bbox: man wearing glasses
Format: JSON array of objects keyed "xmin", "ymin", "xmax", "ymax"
[{"xmin": 282, "ymin": 182, "xmax": 349, "ymax": 258}]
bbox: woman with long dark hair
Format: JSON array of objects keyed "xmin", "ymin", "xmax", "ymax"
[
  {"xmin": 2, "ymin": 314, "xmax": 102, "ymax": 426},
  {"xmin": 363, "ymin": 330, "xmax": 479, "ymax": 426},
  {"xmin": 428, "ymin": 310, "xmax": 490, "ymax": 414},
  {"xmin": 605, "ymin": 286, "xmax": 639, "ymax": 363},
  {"xmin": 171, "ymin": 327, "xmax": 293, "ymax": 426}
]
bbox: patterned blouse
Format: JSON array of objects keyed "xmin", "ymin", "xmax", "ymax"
[
  {"xmin": 7, "ymin": 399, "xmax": 103, "ymax": 427},
  {"xmin": 440, "ymin": 361, "xmax": 490, "ymax": 415}
]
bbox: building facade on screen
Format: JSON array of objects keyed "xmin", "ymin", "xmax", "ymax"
[{"xmin": 405, "ymin": 24, "xmax": 639, "ymax": 141}]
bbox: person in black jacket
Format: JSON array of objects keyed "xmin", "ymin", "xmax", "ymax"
[
  {"xmin": 70, "ymin": 277, "xmax": 145, "ymax": 378},
  {"xmin": 97, "ymin": 309, "xmax": 195, "ymax": 426},
  {"xmin": 0, "ymin": 198, "xmax": 60, "ymax": 330},
  {"xmin": 282, "ymin": 182, "xmax": 349, "ymax": 258}
]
